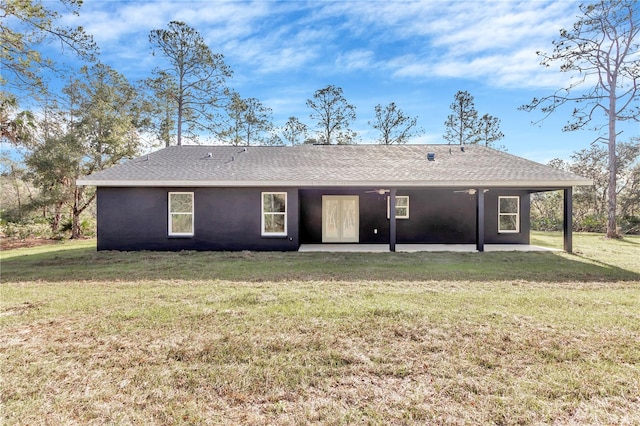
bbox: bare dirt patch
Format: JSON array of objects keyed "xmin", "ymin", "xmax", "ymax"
[{"xmin": 0, "ymin": 237, "xmax": 60, "ymax": 250}]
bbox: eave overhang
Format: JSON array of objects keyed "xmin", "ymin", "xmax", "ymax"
[{"xmin": 76, "ymin": 178, "xmax": 594, "ymax": 188}]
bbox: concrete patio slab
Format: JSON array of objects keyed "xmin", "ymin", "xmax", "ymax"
[
  {"xmin": 298, "ymin": 244, "xmax": 390, "ymax": 253},
  {"xmin": 298, "ymin": 244, "xmax": 561, "ymax": 253}
]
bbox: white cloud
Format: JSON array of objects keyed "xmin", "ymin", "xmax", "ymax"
[
  {"xmin": 335, "ymin": 49, "xmax": 375, "ymax": 72},
  {"xmin": 223, "ymin": 25, "xmax": 329, "ymax": 74}
]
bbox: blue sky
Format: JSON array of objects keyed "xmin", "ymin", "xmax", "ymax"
[{"xmin": 38, "ymin": 1, "xmax": 639, "ymax": 162}]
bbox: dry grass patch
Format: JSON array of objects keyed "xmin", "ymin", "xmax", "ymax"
[{"xmin": 2, "ymin": 279, "xmax": 639, "ymax": 424}]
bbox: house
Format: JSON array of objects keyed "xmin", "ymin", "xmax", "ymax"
[{"xmin": 76, "ymin": 144, "xmax": 591, "ymax": 252}]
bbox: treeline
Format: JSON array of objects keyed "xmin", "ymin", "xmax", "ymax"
[{"xmin": 532, "ymin": 139, "xmax": 640, "ymax": 235}]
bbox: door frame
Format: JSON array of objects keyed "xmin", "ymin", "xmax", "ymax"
[{"xmin": 322, "ymin": 195, "xmax": 359, "ymax": 243}]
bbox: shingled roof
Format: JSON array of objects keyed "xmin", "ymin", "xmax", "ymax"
[{"xmin": 76, "ymin": 144, "xmax": 592, "ymax": 188}]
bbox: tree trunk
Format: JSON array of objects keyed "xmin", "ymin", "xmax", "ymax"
[
  {"xmin": 606, "ymin": 139, "xmax": 618, "ymax": 238},
  {"xmin": 71, "ymin": 187, "xmax": 82, "ymax": 239},
  {"xmin": 606, "ymin": 88, "xmax": 618, "ymax": 239},
  {"xmin": 70, "ymin": 184, "xmax": 96, "ymax": 239},
  {"xmin": 177, "ymin": 80, "xmax": 183, "ymax": 146},
  {"xmin": 51, "ymin": 202, "xmax": 63, "ymax": 233},
  {"xmin": 10, "ymin": 165, "xmax": 22, "ymax": 217},
  {"xmin": 71, "ymin": 208, "xmax": 81, "ymax": 239}
]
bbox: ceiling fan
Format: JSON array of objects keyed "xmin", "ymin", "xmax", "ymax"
[
  {"xmin": 366, "ymin": 189, "xmax": 390, "ymax": 195},
  {"xmin": 453, "ymin": 189, "xmax": 489, "ymax": 195},
  {"xmin": 454, "ymin": 189, "xmax": 477, "ymax": 195}
]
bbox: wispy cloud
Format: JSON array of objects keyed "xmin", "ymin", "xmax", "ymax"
[
  {"xmin": 313, "ymin": 0, "xmax": 579, "ymax": 89},
  {"xmin": 334, "ymin": 49, "xmax": 376, "ymax": 72}
]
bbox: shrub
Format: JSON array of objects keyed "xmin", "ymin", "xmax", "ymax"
[
  {"xmin": 531, "ymin": 216, "xmax": 563, "ymax": 232},
  {"xmin": 0, "ymin": 222, "xmax": 54, "ymax": 239},
  {"xmin": 620, "ymin": 215, "xmax": 640, "ymax": 235},
  {"xmin": 575, "ymin": 214, "xmax": 606, "ymax": 233}
]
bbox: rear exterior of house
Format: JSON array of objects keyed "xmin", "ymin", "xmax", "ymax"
[
  {"xmin": 95, "ymin": 186, "xmax": 530, "ymax": 251},
  {"xmin": 78, "ymin": 145, "xmax": 591, "ymax": 252}
]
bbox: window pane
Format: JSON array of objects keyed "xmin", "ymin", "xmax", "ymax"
[
  {"xmin": 396, "ymin": 207, "xmax": 408, "ymax": 217},
  {"xmin": 499, "ymin": 215, "xmax": 517, "ymax": 231},
  {"xmin": 263, "ymin": 193, "xmax": 286, "ymax": 213},
  {"xmin": 264, "ymin": 213, "xmax": 285, "ymax": 233},
  {"xmin": 170, "ymin": 193, "xmax": 192, "ymax": 213},
  {"xmin": 500, "ymin": 197, "xmax": 518, "ymax": 214},
  {"xmin": 396, "ymin": 197, "xmax": 408, "ymax": 207},
  {"xmin": 171, "ymin": 213, "xmax": 193, "ymax": 234}
]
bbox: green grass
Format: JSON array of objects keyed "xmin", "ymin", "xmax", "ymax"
[
  {"xmin": 1, "ymin": 232, "xmax": 639, "ymax": 424},
  {"xmin": 2, "ymin": 232, "xmax": 639, "ymax": 282}
]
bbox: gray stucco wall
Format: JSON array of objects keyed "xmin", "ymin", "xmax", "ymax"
[{"xmin": 96, "ymin": 187, "xmax": 299, "ymax": 251}]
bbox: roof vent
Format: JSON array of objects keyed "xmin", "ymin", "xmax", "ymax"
[
  {"xmin": 206, "ymin": 152, "xmax": 213, "ymax": 158},
  {"xmin": 460, "ymin": 146, "xmax": 465, "ymax": 152},
  {"xmin": 427, "ymin": 152, "xmax": 435, "ymax": 161}
]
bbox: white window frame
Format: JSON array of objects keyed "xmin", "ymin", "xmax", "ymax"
[
  {"xmin": 261, "ymin": 192, "xmax": 287, "ymax": 237},
  {"xmin": 498, "ymin": 196, "xmax": 520, "ymax": 233},
  {"xmin": 387, "ymin": 195, "xmax": 410, "ymax": 219},
  {"xmin": 168, "ymin": 192, "xmax": 194, "ymax": 237}
]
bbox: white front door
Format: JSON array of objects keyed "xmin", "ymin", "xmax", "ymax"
[{"xmin": 322, "ymin": 196, "xmax": 359, "ymax": 243}]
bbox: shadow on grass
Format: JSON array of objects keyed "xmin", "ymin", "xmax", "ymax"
[
  {"xmin": 2, "ymin": 246, "xmax": 639, "ymax": 283},
  {"xmin": 619, "ymin": 237, "xmax": 640, "ymax": 246}
]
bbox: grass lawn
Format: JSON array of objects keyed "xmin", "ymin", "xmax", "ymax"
[{"xmin": 1, "ymin": 233, "xmax": 639, "ymax": 424}]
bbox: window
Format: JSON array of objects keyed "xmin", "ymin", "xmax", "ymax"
[
  {"xmin": 262, "ymin": 192, "xmax": 287, "ymax": 236},
  {"xmin": 498, "ymin": 196, "xmax": 519, "ymax": 233},
  {"xmin": 387, "ymin": 196, "xmax": 409, "ymax": 219},
  {"xmin": 168, "ymin": 192, "xmax": 194, "ymax": 236}
]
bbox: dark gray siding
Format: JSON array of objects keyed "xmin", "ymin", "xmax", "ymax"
[
  {"xmin": 96, "ymin": 187, "xmax": 299, "ymax": 251},
  {"xmin": 97, "ymin": 186, "xmax": 530, "ymax": 251},
  {"xmin": 299, "ymin": 188, "xmax": 530, "ymax": 245},
  {"xmin": 299, "ymin": 189, "xmax": 390, "ymax": 244},
  {"xmin": 483, "ymin": 190, "xmax": 531, "ymax": 244}
]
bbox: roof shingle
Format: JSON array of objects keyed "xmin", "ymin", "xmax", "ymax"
[{"xmin": 76, "ymin": 144, "xmax": 592, "ymax": 188}]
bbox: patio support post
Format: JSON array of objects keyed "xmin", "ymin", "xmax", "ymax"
[
  {"xmin": 389, "ymin": 188, "xmax": 397, "ymax": 252},
  {"xmin": 564, "ymin": 187, "xmax": 573, "ymax": 254},
  {"xmin": 476, "ymin": 188, "xmax": 485, "ymax": 252}
]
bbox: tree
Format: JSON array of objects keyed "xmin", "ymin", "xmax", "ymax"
[
  {"xmin": 535, "ymin": 139, "xmax": 640, "ymax": 234},
  {"xmin": 26, "ymin": 64, "xmax": 142, "ymax": 238},
  {"xmin": 530, "ymin": 189, "xmax": 565, "ymax": 231},
  {"xmin": 0, "ymin": 0, "xmax": 96, "ymax": 98},
  {"xmin": 521, "ymin": 0, "xmax": 639, "ymax": 238},
  {"xmin": 618, "ymin": 137, "xmax": 640, "ymax": 228},
  {"xmin": 25, "ymin": 131, "xmax": 81, "ymax": 232},
  {"xmin": 0, "ymin": 156, "xmax": 34, "ymax": 223},
  {"xmin": 306, "ymin": 85, "xmax": 357, "ymax": 145},
  {"xmin": 71, "ymin": 64, "xmax": 141, "ymax": 237},
  {"xmin": 221, "ymin": 93, "xmax": 273, "ymax": 146},
  {"xmin": 1, "ymin": 96, "xmax": 36, "ymax": 146},
  {"xmin": 443, "ymin": 91, "xmax": 479, "ymax": 145},
  {"xmin": 221, "ymin": 92, "xmax": 245, "ymax": 146},
  {"xmin": 148, "ymin": 21, "xmax": 232, "ymax": 145},
  {"xmin": 568, "ymin": 146, "xmax": 611, "ymax": 226},
  {"xmin": 281, "ymin": 116, "xmax": 308, "ymax": 145},
  {"xmin": 477, "ymin": 113, "xmax": 505, "ymax": 149},
  {"xmin": 141, "ymin": 70, "xmax": 178, "ymax": 147},
  {"xmin": 241, "ymin": 97, "xmax": 273, "ymax": 146},
  {"xmin": 369, "ymin": 102, "xmax": 423, "ymax": 145}
]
